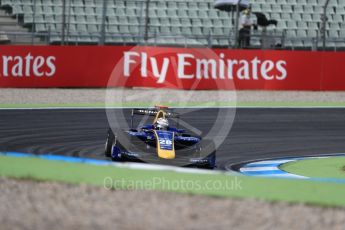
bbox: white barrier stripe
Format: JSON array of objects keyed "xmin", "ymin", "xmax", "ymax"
[
  {"xmin": 240, "ymin": 167, "xmax": 279, "ymax": 172},
  {"xmin": 264, "ymin": 174, "xmax": 307, "ymax": 179},
  {"xmin": 247, "ymin": 160, "xmax": 296, "ymax": 165}
]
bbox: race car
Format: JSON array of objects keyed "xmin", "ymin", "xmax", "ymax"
[{"xmin": 105, "ymin": 106, "xmax": 216, "ymax": 169}]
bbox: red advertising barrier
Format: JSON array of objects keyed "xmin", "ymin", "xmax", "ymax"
[{"xmin": 0, "ymin": 45, "xmax": 343, "ymax": 90}]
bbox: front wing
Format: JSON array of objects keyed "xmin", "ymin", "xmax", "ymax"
[{"xmin": 111, "ymin": 138, "xmax": 216, "ymax": 169}]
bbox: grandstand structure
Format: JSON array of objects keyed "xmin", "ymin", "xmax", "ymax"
[{"xmin": 0, "ymin": 0, "xmax": 344, "ymax": 49}]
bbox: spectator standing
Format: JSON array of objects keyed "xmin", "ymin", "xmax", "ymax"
[{"xmin": 238, "ymin": 6, "xmax": 256, "ymax": 48}]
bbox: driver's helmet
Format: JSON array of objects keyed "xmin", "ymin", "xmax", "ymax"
[{"xmin": 155, "ymin": 118, "xmax": 169, "ymax": 130}]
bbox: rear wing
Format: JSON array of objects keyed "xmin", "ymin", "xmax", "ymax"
[
  {"xmin": 131, "ymin": 108, "xmax": 180, "ymax": 129},
  {"xmin": 132, "ymin": 109, "xmax": 179, "ymax": 118}
]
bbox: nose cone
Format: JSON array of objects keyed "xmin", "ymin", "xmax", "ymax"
[
  {"xmin": 157, "ymin": 150, "xmax": 175, "ymax": 159},
  {"xmin": 154, "ymin": 130, "xmax": 175, "ymax": 159}
]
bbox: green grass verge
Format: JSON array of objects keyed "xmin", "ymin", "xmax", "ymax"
[
  {"xmin": 281, "ymin": 157, "xmax": 345, "ymax": 179},
  {"xmin": 1, "ymin": 155, "xmax": 345, "ymax": 207},
  {"xmin": 2, "ymin": 101, "xmax": 345, "ymax": 108}
]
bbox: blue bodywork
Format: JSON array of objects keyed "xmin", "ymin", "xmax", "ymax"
[
  {"xmin": 126, "ymin": 128, "xmax": 200, "ymax": 144},
  {"xmin": 156, "ymin": 131, "xmax": 174, "ymax": 150}
]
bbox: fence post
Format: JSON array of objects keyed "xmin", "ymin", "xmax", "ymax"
[
  {"xmin": 66, "ymin": 0, "xmax": 72, "ymax": 45},
  {"xmin": 47, "ymin": 25, "xmax": 51, "ymax": 44},
  {"xmin": 281, "ymin": 29, "xmax": 286, "ymax": 49},
  {"xmin": 144, "ymin": 0, "xmax": 151, "ymax": 41},
  {"xmin": 61, "ymin": 0, "xmax": 66, "ymax": 45},
  {"xmin": 138, "ymin": 0, "xmax": 145, "ymax": 44},
  {"xmin": 322, "ymin": 0, "xmax": 330, "ymax": 51},
  {"xmin": 154, "ymin": 28, "xmax": 157, "ymax": 46},
  {"xmin": 234, "ymin": 0, "xmax": 242, "ymax": 48},
  {"xmin": 207, "ymin": 29, "xmax": 212, "ymax": 48},
  {"xmin": 100, "ymin": 0, "xmax": 108, "ymax": 45},
  {"xmin": 315, "ymin": 29, "xmax": 319, "ymax": 50},
  {"xmin": 31, "ymin": 0, "xmax": 37, "ymax": 45}
]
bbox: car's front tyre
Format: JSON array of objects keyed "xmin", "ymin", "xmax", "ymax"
[
  {"xmin": 110, "ymin": 141, "xmax": 123, "ymax": 162},
  {"xmin": 105, "ymin": 128, "xmax": 115, "ymax": 157}
]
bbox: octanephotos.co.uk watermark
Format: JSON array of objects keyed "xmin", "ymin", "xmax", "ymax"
[{"xmin": 103, "ymin": 176, "xmax": 243, "ymax": 191}]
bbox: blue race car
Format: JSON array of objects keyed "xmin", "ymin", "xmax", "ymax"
[{"xmin": 105, "ymin": 106, "xmax": 216, "ymax": 169}]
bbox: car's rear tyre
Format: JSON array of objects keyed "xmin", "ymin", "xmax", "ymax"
[{"xmin": 105, "ymin": 128, "xmax": 115, "ymax": 157}]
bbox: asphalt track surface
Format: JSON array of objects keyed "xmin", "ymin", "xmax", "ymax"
[{"xmin": 1, "ymin": 108, "xmax": 345, "ymax": 170}]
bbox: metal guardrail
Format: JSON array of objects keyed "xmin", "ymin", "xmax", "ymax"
[{"xmin": 2, "ymin": 30, "xmax": 345, "ymax": 51}]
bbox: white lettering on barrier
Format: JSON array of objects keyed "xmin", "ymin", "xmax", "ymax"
[
  {"xmin": 276, "ymin": 60, "xmax": 287, "ymax": 80},
  {"xmin": 123, "ymin": 51, "xmax": 288, "ymax": 84},
  {"xmin": 196, "ymin": 58, "xmax": 217, "ymax": 79},
  {"xmin": 177, "ymin": 53, "xmax": 194, "ymax": 79},
  {"xmin": 1, "ymin": 53, "xmax": 56, "ymax": 77},
  {"xmin": 150, "ymin": 57, "xmax": 169, "ymax": 83},
  {"xmin": 261, "ymin": 60, "xmax": 275, "ymax": 80},
  {"xmin": 46, "ymin": 57, "xmax": 56, "ymax": 77},
  {"xmin": 124, "ymin": 51, "xmax": 139, "ymax": 77}
]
